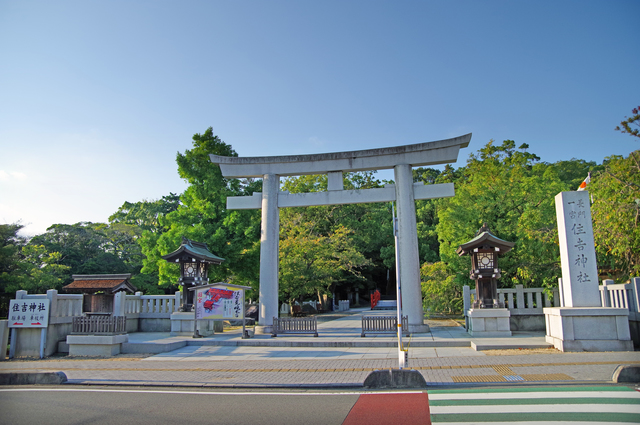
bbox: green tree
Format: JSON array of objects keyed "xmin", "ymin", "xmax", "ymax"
[
  {"xmin": 28, "ymin": 222, "xmax": 128, "ymax": 282},
  {"xmin": 139, "ymin": 128, "xmax": 262, "ymax": 295},
  {"xmin": 550, "ymin": 159, "xmax": 602, "ymax": 190},
  {"xmin": 280, "ymin": 172, "xmax": 391, "ymax": 303},
  {"xmin": 109, "ymin": 193, "xmax": 181, "ymax": 233},
  {"xmin": 279, "ymin": 219, "xmax": 369, "ymax": 306},
  {"xmin": 10, "ymin": 245, "xmax": 70, "ymax": 295},
  {"xmin": 615, "ymin": 106, "xmax": 640, "ymax": 138},
  {"xmin": 0, "ymin": 223, "xmax": 26, "ymax": 317},
  {"xmin": 434, "ymin": 140, "xmax": 567, "ymax": 300},
  {"xmin": 590, "ymin": 150, "xmax": 640, "ymax": 278},
  {"xmin": 413, "ymin": 167, "xmax": 444, "ymax": 265},
  {"xmin": 420, "ymin": 261, "xmax": 461, "ymax": 314}
]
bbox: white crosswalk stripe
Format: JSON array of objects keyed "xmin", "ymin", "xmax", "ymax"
[{"xmin": 428, "ymin": 387, "xmax": 640, "ymax": 424}]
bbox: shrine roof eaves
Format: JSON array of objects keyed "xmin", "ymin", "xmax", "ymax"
[
  {"xmin": 161, "ymin": 238, "xmax": 225, "ymax": 264},
  {"xmin": 456, "ymin": 231, "xmax": 515, "ymax": 256}
]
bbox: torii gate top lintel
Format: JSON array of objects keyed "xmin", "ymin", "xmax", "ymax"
[{"xmin": 210, "ymin": 133, "xmax": 471, "ymax": 178}]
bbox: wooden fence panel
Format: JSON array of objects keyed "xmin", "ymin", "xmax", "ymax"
[{"xmin": 271, "ymin": 316, "xmax": 318, "ymax": 337}]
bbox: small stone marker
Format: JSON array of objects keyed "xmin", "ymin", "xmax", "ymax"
[{"xmin": 363, "ymin": 369, "xmax": 427, "ymax": 389}]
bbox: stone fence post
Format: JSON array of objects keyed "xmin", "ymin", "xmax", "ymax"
[
  {"xmin": 46, "ymin": 289, "xmax": 58, "ymax": 318},
  {"xmin": 630, "ymin": 278, "xmax": 640, "ymax": 314},
  {"xmin": 515, "ymin": 285, "xmax": 525, "ymax": 310},
  {"xmin": 174, "ymin": 292, "xmax": 181, "ymax": 312},
  {"xmin": 462, "ymin": 285, "xmax": 470, "ymax": 312},
  {"xmin": 602, "ymin": 279, "xmax": 614, "ymax": 307},
  {"xmin": 0, "ymin": 320, "xmax": 8, "ymax": 361},
  {"xmin": 558, "ymin": 278, "xmax": 565, "ymax": 307},
  {"xmin": 113, "ymin": 292, "xmax": 126, "ymax": 316}
]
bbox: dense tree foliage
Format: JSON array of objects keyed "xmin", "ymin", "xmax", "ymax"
[
  {"xmin": 29, "ymin": 222, "xmax": 129, "ymax": 280},
  {"xmin": 435, "ymin": 140, "xmax": 566, "ymax": 293},
  {"xmin": 0, "ymin": 223, "xmax": 69, "ymax": 317},
  {"xmin": 0, "ymin": 224, "xmax": 26, "ymax": 316},
  {"xmin": 109, "ymin": 194, "xmax": 181, "ymax": 233},
  {"xmin": 137, "ymin": 128, "xmax": 262, "ymax": 297},
  {"xmin": 279, "ymin": 172, "xmax": 385, "ymax": 307},
  {"xmin": 591, "ymin": 150, "xmax": 640, "ymax": 277}
]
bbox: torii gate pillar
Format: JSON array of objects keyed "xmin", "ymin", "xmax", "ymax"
[
  {"xmin": 259, "ymin": 173, "xmax": 280, "ymax": 331},
  {"xmin": 394, "ymin": 164, "xmax": 428, "ymax": 332},
  {"xmin": 211, "ymin": 134, "xmax": 471, "ymax": 334}
]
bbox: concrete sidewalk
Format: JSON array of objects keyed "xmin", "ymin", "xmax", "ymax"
[{"xmin": 1, "ymin": 308, "xmax": 638, "ymax": 388}]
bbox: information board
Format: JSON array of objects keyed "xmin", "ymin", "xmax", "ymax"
[
  {"xmin": 195, "ymin": 285, "xmax": 244, "ymax": 320},
  {"xmin": 8, "ymin": 299, "xmax": 50, "ymax": 328}
]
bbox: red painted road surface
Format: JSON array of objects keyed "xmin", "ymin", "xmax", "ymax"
[{"xmin": 342, "ymin": 393, "xmax": 431, "ymax": 425}]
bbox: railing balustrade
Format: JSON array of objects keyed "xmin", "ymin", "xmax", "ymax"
[
  {"xmin": 72, "ymin": 316, "xmax": 126, "ymax": 334},
  {"xmin": 124, "ymin": 292, "xmax": 181, "ymax": 318},
  {"xmin": 271, "ymin": 316, "xmax": 318, "ymax": 337},
  {"xmin": 361, "ymin": 315, "xmax": 408, "ymax": 337},
  {"xmin": 463, "ymin": 285, "xmax": 559, "ymax": 315}
]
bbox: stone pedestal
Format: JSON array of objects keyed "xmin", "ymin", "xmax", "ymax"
[
  {"xmin": 170, "ymin": 312, "xmax": 216, "ymax": 337},
  {"xmin": 253, "ymin": 325, "xmax": 271, "ymax": 335},
  {"xmin": 544, "ymin": 307, "xmax": 633, "ymax": 352},
  {"xmin": 66, "ymin": 334, "xmax": 128, "ymax": 357},
  {"xmin": 467, "ymin": 308, "xmax": 512, "ymax": 337}
]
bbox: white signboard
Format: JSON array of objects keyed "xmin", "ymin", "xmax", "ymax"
[{"xmin": 8, "ymin": 299, "xmax": 50, "ymax": 328}]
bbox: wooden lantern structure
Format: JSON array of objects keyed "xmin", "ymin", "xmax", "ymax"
[
  {"xmin": 162, "ymin": 237, "xmax": 225, "ymax": 312},
  {"xmin": 457, "ymin": 224, "xmax": 514, "ymax": 309}
]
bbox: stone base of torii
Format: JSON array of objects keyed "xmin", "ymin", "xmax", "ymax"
[{"xmin": 210, "ymin": 134, "xmax": 471, "ymax": 334}]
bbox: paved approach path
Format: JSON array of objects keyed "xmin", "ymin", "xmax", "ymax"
[{"xmin": 1, "ymin": 308, "xmax": 638, "ymax": 388}]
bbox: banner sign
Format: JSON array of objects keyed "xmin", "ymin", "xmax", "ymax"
[
  {"xmin": 8, "ymin": 299, "xmax": 50, "ymax": 328},
  {"xmin": 195, "ymin": 285, "xmax": 244, "ymax": 320}
]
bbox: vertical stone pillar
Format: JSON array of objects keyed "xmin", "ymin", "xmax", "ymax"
[
  {"xmin": 46, "ymin": 289, "xmax": 58, "ymax": 318},
  {"xmin": 258, "ymin": 173, "xmax": 280, "ymax": 332},
  {"xmin": 555, "ymin": 191, "xmax": 600, "ymax": 307},
  {"xmin": 394, "ymin": 164, "xmax": 429, "ymax": 333},
  {"xmin": 113, "ymin": 291, "xmax": 126, "ymax": 316}
]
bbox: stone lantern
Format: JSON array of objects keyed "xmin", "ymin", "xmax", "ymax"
[
  {"xmin": 162, "ymin": 237, "xmax": 225, "ymax": 312},
  {"xmin": 457, "ymin": 224, "xmax": 515, "ymax": 336}
]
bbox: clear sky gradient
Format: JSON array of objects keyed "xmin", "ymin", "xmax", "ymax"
[{"xmin": 1, "ymin": 1, "xmax": 638, "ymax": 236}]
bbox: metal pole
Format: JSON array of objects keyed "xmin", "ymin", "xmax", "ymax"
[
  {"xmin": 9, "ymin": 328, "xmax": 16, "ymax": 359},
  {"xmin": 39, "ymin": 328, "xmax": 47, "ymax": 359},
  {"xmin": 242, "ymin": 289, "xmax": 247, "ymax": 339},
  {"xmin": 393, "ymin": 202, "xmax": 405, "ymax": 369},
  {"xmin": 193, "ymin": 287, "xmax": 200, "ymax": 338}
]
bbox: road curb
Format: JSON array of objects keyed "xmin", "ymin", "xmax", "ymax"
[
  {"xmin": 612, "ymin": 365, "xmax": 640, "ymax": 383},
  {"xmin": 0, "ymin": 371, "xmax": 67, "ymax": 385},
  {"xmin": 363, "ymin": 369, "xmax": 427, "ymax": 389}
]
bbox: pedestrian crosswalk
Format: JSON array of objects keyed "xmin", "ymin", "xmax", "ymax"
[{"xmin": 427, "ymin": 386, "xmax": 640, "ymax": 424}]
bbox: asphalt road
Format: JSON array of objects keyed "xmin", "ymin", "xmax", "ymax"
[{"xmin": 2, "ymin": 385, "xmax": 638, "ymax": 424}]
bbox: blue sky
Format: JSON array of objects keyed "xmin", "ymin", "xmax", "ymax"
[{"xmin": 1, "ymin": 1, "xmax": 638, "ymax": 236}]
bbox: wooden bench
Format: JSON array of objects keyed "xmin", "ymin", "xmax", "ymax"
[
  {"xmin": 361, "ymin": 315, "xmax": 409, "ymax": 337},
  {"xmin": 272, "ymin": 316, "xmax": 318, "ymax": 337},
  {"xmin": 291, "ymin": 305, "xmax": 307, "ymax": 317}
]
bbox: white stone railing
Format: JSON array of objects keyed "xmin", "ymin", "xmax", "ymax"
[
  {"xmin": 463, "ymin": 285, "xmax": 560, "ymax": 315},
  {"xmin": 14, "ymin": 290, "xmax": 83, "ymax": 323},
  {"xmin": 52, "ymin": 294, "xmax": 83, "ymax": 318},
  {"xmin": 600, "ymin": 278, "xmax": 640, "ymax": 321},
  {"xmin": 125, "ymin": 292, "xmax": 181, "ymax": 318}
]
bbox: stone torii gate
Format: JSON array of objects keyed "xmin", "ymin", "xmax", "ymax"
[{"xmin": 210, "ymin": 134, "xmax": 470, "ymax": 333}]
